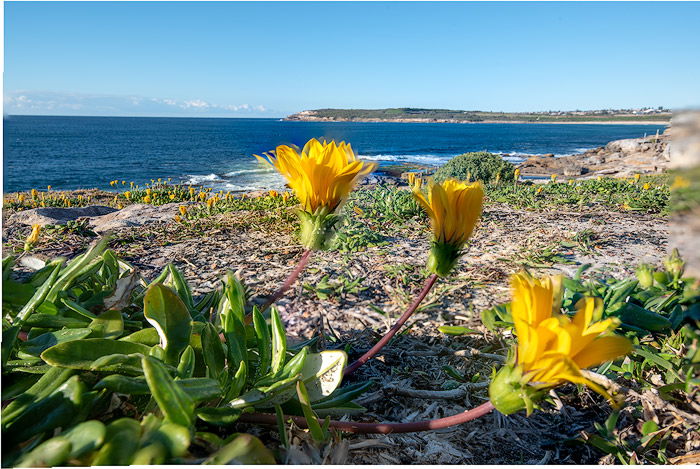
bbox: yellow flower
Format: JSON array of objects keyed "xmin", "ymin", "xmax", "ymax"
[
  {"xmin": 18, "ymin": 194, "xmax": 26, "ymax": 204},
  {"xmin": 31, "ymin": 189, "xmax": 39, "ymax": 199},
  {"xmin": 550, "ymin": 174, "xmax": 557, "ymax": 182},
  {"xmin": 189, "ymin": 187, "xmax": 195, "ymax": 196},
  {"xmin": 124, "ymin": 191, "xmax": 132, "ymax": 199},
  {"xmin": 47, "ymin": 185, "xmax": 52, "ymax": 191},
  {"xmin": 255, "ymin": 138, "xmax": 376, "ymax": 214},
  {"xmin": 174, "ymin": 215, "xmax": 182, "ymax": 223},
  {"xmin": 179, "ymin": 205, "xmax": 187, "ymax": 216},
  {"xmin": 643, "ymin": 183, "xmax": 651, "ymax": 190},
  {"xmin": 143, "ymin": 195, "xmax": 152, "ymax": 204},
  {"xmin": 282, "ymin": 192, "xmax": 290, "ymax": 202},
  {"xmin": 407, "ymin": 172, "xmax": 417, "ymax": 186},
  {"xmin": 169, "ymin": 193, "xmax": 176, "ymax": 200},
  {"xmin": 536, "ymin": 186, "xmax": 544, "ymax": 195},
  {"xmin": 122, "ymin": 180, "xmax": 126, "ymax": 185},
  {"xmin": 597, "ymin": 176, "xmax": 603, "ymax": 181},
  {"xmin": 199, "ymin": 192, "xmax": 207, "ymax": 200},
  {"xmin": 146, "ymin": 188, "xmax": 152, "ymax": 196},
  {"xmin": 514, "ymin": 168, "xmax": 521, "ymax": 181},
  {"xmin": 568, "ymin": 179, "xmax": 574, "ymax": 185},
  {"xmin": 670, "ymin": 175, "xmax": 691, "ymax": 190},
  {"xmin": 634, "ymin": 173, "xmax": 641, "ymax": 182},
  {"xmin": 268, "ymin": 190, "xmax": 279, "ymax": 198},
  {"xmin": 25, "ymin": 224, "xmax": 42, "ymax": 247},
  {"xmin": 413, "ymin": 179, "xmax": 484, "ymax": 276},
  {"xmin": 255, "ymin": 138, "xmax": 376, "ymax": 249},
  {"xmin": 489, "ymin": 272, "xmax": 632, "ymax": 415}
]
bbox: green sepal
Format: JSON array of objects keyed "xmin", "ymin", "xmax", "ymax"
[
  {"xmin": 427, "ymin": 241, "xmax": 462, "ymax": 277},
  {"xmin": 488, "ymin": 363, "xmax": 545, "ymax": 416},
  {"xmin": 297, "ymin": 207, "xmax": 341, "ymax": 251}
]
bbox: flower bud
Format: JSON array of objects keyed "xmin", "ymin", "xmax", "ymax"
[
  {"xmin": 635, "ymin": 263, "xmax": 655, "ymax": 289},
  {"xmin": 664, "ymin": 248, "xmax": 685, "ymax": 282}
]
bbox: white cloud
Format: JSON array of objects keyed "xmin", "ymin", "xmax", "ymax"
[
  {"xmin": 3, "ymin": 91, "xmax": 277, "ymax": 117},
  {"xmin": 182, "ymin": 99, "xmax": 210, "ymax": 109}
]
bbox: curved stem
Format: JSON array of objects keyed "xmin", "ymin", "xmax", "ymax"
[
  {"xmin": 343, "ymin": 273, "xmax": 439, "ymax": 376},
  {"xmin": 260, "ymin": 249, "xmax": 312, "ymax": 313},
  {"xmin": 238, "ymin": 401, "xmax": 494, "ymax": 434}
]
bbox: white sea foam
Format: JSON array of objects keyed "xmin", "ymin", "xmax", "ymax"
[
  {"xmin": 182, "ymin": 173, "xmax": 222, "ymax": 185},
  {"xmin": 360, "ymin": 153, "xmax": 451, "ymax": 166},
  {"xmin": 223, "ymin": 168, "xmax": 274, "ymax": 177}
]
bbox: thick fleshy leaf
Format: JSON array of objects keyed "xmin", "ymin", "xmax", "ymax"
[
  {"xmin": 20, "ymin": 328, "xmax": 93, "ymax": 356},
  {"xmin": 4, "ymin": 376, "xmax": 85, "ymax": 446},
  {"xmin": 62, "ymin": 420, "xmax": 106, "ymax": 459},
  {"xmin": 15, "ymin": 436, "xmax": 72, "ymax": 467},
  {"xmin": 201, "ymin": 322, "xmax": 225, "ymax": 381},
  {"xmin": 142, "ymin": 356, "xmax": 195, "ymax": 428},
  {"xmin": 299, "ymin": 350, "xmax": 347, "ymax": 402},
  {"xmin": 88, "ymin": 310, "xmax": 124, "ymax": 339},
  {"xmin": 41, "ymin": 338, "xmax": 150, "ymax": 370},
  {"xmin": 252, "ymin": 306, "xmax": 271, "ymax": 379},
  {"xmin": 202, "ymin": 434, "xmax": 275, "ymax": 464},
  {"xmin": 143, "ymin": 283, "xmax": 192, "ymax": 366},
  {"xmin": 91, "ymin": 418, "xmax": 141, "ymax": 466},
  {"xmin": 270, "ymin": 307, "xmax": 286, "ymax": 374}
]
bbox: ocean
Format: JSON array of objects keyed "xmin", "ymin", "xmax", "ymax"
[{"xmin": 2, "ymin": 115, "xmax": 667, "ymax": 193}]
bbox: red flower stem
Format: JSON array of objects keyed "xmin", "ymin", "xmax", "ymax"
[
  {"xmin": 343, "ymin": 273, "xmax": 439, "ymax": 376},
  {"xmin": 260, "ymin": 249, "xmax": 313, "ymax": 313},
  {"xmin": 238, "ymin": 401, "xmax": 494, "ymax": 434}
]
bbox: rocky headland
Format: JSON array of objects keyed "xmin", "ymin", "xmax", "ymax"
[{"xmin": 517, "ymin": 129, "xmax": 671, "ymax": 179}]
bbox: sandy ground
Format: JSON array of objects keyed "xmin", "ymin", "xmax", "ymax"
[{"xmin": 5, "ymin": 196, "xmax": 689, "ymax": 464}]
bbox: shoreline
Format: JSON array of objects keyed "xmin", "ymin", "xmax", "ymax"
[{"xmin": 284, "ymin": 118, "xmax": 670, "ymax": 125}]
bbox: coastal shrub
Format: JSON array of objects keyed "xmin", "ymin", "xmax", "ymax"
[{"xmin": 434, "ymin": 152, "xmax": 515, "ymax": 183}]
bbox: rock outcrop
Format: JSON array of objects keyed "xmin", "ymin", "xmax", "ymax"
[
  {"xmin": 7, "ymin": 203, "xmax": 184, "ymax": 234},
  {"xmin": 8, "ymin": 205, "xmax": 117, "ymax": 226},
  {"xmin": 518, "ymin": 129, "xmax": 671, "ymax": 178},
  {"xmin": 88, "ymin": 203, "xmax": 184, "ymax": 233}
]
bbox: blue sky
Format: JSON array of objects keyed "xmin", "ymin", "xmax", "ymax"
[{"xmin": 4, "ymin": 1, "xmax": 700, "ymax": 117}]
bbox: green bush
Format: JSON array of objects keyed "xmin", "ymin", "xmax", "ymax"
[{"xmin": 434, "ymin": 152, "xmax": 515, "ymax": 183}]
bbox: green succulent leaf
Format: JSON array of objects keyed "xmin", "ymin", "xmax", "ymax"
[{"xmin": 143, "ymin": 283, "xmax": 193, "ymax": 366}]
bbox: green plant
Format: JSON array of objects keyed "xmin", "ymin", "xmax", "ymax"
[
  {"xmin": 303, "ymin": 273, "xmax": 367, "ymax": 300},
  {"xmin": 486, "ymin": 176, "xmax": 670, "ymax": 214},
  {"xmin": 580, "ymin": 411, "xmax": 673, "ymax": 464},
  {"xmin": 1, "ymin": 241, "xmax": 368, "ymax": 466},
  {"xmin": 434, "ymin": 152, "xmax": 515, "ymax": 183}
]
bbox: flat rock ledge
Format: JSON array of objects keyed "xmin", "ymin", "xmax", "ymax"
[
  {"xmin": 519, "ymin": 130, "xmax": 671, "ymax": 178},
  {"xmin": 8, "ymin": 203, "xmax": 184, "ymax": 233}
]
